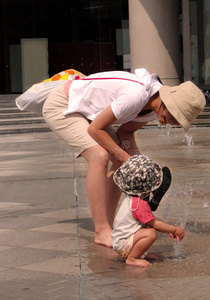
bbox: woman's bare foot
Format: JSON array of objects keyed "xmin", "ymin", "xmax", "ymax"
[
  {"xmin": 126, "ymin": 257, "xmax": 152, "ymax": 267},
  {"xmin": 145, "ymin": 253, "xmax": 159, "ymax": 260},
  {"xmin": 94, "ymin": 229, "xmax": 112, "ymax": 248}
]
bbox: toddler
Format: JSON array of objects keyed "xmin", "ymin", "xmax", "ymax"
[{"xmin": 111, "ymin": 155, "xmax": 185, "ymax": 267}]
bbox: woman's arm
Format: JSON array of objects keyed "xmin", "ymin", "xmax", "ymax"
[
  {"xmin": 88, "ymin": 105, "xmax": 130, "ymax": 163},
  {"xmin": 117, "ymin": 121, "xmax": 148, "ymax": 155}
]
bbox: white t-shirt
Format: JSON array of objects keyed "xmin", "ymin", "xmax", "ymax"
[{"xmin": 63, "ymin": 70, "xmax": 160, "ymax": 124}]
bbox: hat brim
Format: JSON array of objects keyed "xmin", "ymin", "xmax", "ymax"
[{"xmin": 113, "ymin": 155, "xmax": 163, "ymax": 196}]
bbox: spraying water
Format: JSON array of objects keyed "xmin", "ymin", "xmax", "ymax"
[
  {"xmin": 165, "ymin": 185, "xmax": 193, "ymax": 260},
  {"xmin": 165, "ymin": 124, "xmax": 171, "ymax": 136},
  {"xmin": 160, "ymin": 124, "xmax": 195, "ymax": 148},
  {"xmin": 160, "ymin": 124, "xmax": 171, "ymax": 136},
  {"xmin": 183, "ymin": 133, "xmax": 194, "ymax": 147}
]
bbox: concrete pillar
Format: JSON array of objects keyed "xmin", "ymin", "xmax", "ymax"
[
  {"xmin": 182, "ymin": 0, "xmax": 191, "ymax": 81},
  {"xmin": 128, "ymin": 0, "xmax": 182, "ymax": 86}
]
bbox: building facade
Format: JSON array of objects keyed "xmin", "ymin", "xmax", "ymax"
[{"xmin": 0, "ymin": 0, "xmax": 209, "ymax": 104}]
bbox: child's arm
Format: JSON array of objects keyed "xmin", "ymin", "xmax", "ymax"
[{"xmin": 147, "ymin": 219, "xmax": 185, "ymax": 241}]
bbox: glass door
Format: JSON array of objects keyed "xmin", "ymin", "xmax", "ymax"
[{"xmin": 190, "ymin": 0, "xmax": 210, "ymax": 87}]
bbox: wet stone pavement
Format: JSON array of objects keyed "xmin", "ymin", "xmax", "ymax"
[{"xmin": 0, "ymin": 126, "xmax": 209, "ymax": 300}]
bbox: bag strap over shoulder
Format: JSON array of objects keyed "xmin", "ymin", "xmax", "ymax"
[{"xmin": 76, "ymin": 77, "xmax": 144, "ymax": 86}]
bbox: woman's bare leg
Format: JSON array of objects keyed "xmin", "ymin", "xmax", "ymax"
[
  {"xmin": 126, "ymin": 228, "xmax": 157, "ymax": 267},
  {"xmin": 82, "ymin": 145, "xmax": 113, "ymax": 247},
  {"xmin": 106, "ymin": 154, "xmax": 122, "ymax": 227}
]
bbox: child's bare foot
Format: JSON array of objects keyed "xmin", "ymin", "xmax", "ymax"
[
  {"xmin": 145, "ymin": 253, "xmax": 159, "ymax": 260},
  {"xmin": 126, "ymin": 257, "xmax": 152, "ymax": 267},
  {"xmin": 94, "ymin": 229, "xmax": 112, "ymax": 248}
]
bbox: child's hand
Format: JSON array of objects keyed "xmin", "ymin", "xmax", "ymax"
[{"xmin": 169, "ymin": 227, "xmax": 185, "ymax": 241}]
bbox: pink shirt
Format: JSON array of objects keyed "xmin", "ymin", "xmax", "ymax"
[{"xmin": 131, "ymin": 197, "xmax": 155, "ymax": 224}]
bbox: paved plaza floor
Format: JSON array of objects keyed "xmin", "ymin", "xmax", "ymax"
[{"xmin": 0, "ymin": 126, "xmax": 210, "ymax": 300}]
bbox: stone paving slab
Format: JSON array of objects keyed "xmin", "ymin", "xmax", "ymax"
[{"xmin": 0, "ymin": 128, "xmax": 209, "ymax": 299}]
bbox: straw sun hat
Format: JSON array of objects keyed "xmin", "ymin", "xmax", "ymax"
[{"xmin": 159, "ymin": 81, "xmax": 206, "ymax": 132}]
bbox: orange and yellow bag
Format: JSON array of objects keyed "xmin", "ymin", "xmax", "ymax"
[{"xmin": 15, "ymin": 69, "xmax": 85, "ymax": 115}]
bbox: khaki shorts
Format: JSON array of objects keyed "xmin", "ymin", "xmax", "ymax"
[{"xmin": 43, "ymin": 84, "xmax": 120, "ymax": 158}]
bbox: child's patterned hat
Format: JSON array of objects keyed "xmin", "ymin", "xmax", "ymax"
[{"xmin": 113, "ymin": 155, "xmax": 163, "ymax": 196}]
